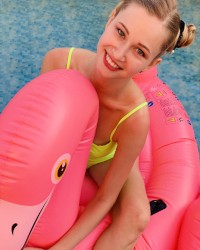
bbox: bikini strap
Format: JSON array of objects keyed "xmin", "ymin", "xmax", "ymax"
[
  {"xmin": 110, "ymin": 102, "xmax": 148, "ymax": 140},
  {"xmin": 66, "ymin": 47, "xmax": 75, "ymax": 69}
]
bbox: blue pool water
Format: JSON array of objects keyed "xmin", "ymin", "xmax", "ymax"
[{"xmin": 1, "ymin": 0, "xmax": 200, "ymax": 147}]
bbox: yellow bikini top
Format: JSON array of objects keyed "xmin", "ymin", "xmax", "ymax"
[
  {"xmin": 66, "ymin": 48, "xmax": 147, "ymax": 168},
  {"xmin": 66, "ymin": 47, "xmax": 75, "ymax": 69},
  {"xmin": 87, "ymin": 102, "xmax": 147, "ymax": 168}
]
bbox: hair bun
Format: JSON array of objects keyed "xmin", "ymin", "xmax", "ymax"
[{"xmin": 177, "ymin": 22, "xmax": 196, "ymax": 49}]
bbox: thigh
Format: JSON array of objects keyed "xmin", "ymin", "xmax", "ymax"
[
  {"xmin": 93, "ymin": 159, "xmax": 150, "ymax": 250},
  {"xmin": 113, "ymin": 159, "xmax": 150, "ymax": 216},
  {"xmin": 88, "ymin": 160, "xmax": 111, "ymax": 186},
  {"xmin": 89, "ymin": 158, "xmax": 149, "ymax": 212}
]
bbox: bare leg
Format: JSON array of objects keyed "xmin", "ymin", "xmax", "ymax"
[{"xmin": 91, "ymin": 160, "xmax": 150, "ymax": 250}]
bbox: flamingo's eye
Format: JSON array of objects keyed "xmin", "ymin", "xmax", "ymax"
[{"xmin": 51, "ymin": 153, "xmax": 71, "ymax": 184}]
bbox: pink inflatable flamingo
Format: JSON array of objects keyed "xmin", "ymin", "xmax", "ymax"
[
  {"xmin": 177, "ymin": 193, "xmax": 200, "ymax": 250},
  {"xmin": 0, "ymin": 68, "xmax": 199, "ymax": 249},
  {"xmin": 0, "ymin": 70, "xmax": 99, "ymax": 249}
]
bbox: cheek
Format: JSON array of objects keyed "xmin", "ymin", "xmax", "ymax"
[
  {"xmin": 96, "ymin": 35, "xmax": 105, "ymax": 53},
  {"xmin": 127, "ymin": 59, "xmax": 145, "ymax": 75}
]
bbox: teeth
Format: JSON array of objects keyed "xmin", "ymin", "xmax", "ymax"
[{"xmin": 106, "ymin": 54, "xmax": 119, "ymax": 69}]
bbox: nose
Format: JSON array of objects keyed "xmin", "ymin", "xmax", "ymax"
[{"xmin": 112, "ymin": 45, "xmax": 128, "ymax": 62}]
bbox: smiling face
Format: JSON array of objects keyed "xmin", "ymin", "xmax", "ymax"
[{"xmin": 96, "ymin": 3, "xmax": 168, "ymax": 79}]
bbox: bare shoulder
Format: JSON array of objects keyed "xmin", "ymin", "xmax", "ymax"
[
  {"xmin": 127, "ymin": 105, "xmax": 149, "ymax": 135},
  {"xmin": 40, "ymin": 47, "xmax": 95, "ymax": 74},
  {"xmin": 116, "ymin": 104, "xmax": 149, "ymax": 155},
  {"xmin": 40, "ymin": 48, "xmax": 68, "ymax": 74}
]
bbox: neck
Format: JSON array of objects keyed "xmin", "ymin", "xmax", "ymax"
[
  {"xmin": 91, "ymin": 67, "xmax": 131, "ymax": 95},
  {"xmin": 83, "ymin": 55, "xmax": 135, "ymax": 101}
]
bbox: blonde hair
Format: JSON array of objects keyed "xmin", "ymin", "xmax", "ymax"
[{"xmin": 112, "ymin": 0, "xmax": 196, "ymax": 56}]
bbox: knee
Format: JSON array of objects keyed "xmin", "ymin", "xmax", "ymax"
[
  {"xmin": 120, "ymin": 201, "xmax": 150, "ymax": 234},
  {"xmin": 109, "ymin": 201, "xmax": 150, "ymax": 247},
  {"xmin": 132, "ymin": 205, "xmax": 150, "ymax": 233}
]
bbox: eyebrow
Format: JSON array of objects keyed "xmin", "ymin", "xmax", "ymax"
[
  {"xmin": 119, "ymin": 22, "xmax": 151, "ymax": 55},
  {"xmin": 119, "ymin": 22, "xmax": 129, "ymax": 35}
]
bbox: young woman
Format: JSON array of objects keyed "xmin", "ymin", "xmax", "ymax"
[{"xmin": 25, "ymin": 0, "xmax": 196, "ymax": 249}]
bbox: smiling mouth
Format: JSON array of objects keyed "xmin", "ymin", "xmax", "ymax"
[{"xmin": 104, "ymin": 52, "xmax": 121, "ymax": 71}]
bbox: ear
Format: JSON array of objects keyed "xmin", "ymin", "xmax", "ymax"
[{"xmin": 143, "ymin": 58, "xmax": 162, "ymax": 71}]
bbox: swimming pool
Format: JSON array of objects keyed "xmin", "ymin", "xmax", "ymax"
[{"xmin": 1, "ymin": 0, "xmax": 199, "ymax": 147}]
